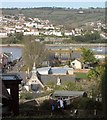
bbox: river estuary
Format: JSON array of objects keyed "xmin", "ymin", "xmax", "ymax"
[{"xmin": 0, "ymin": 45, "xmax": 106, "ymax": 60}]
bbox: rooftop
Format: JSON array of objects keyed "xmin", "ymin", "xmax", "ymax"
[
  {"xmin": 0, "ymin": 73, "xmax": 22, "ymax": 81},
  {"xmin": 53, "ymin": 90, "xmax": 85, "ymax": 97}
]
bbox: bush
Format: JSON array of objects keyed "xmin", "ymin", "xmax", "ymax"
[
  {"xmin": 20, "ymin": 92, "xmax": 25, "ymax": 99},
  {"xmin": 25, "ymin": 92, "xmax": 34, "ymax": 100}
]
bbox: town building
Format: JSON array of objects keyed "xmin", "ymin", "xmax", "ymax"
[{"xmin": 70, "ymin": 59, "xmax": 82, "ymax": 69}]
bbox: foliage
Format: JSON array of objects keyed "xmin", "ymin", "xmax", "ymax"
[
  {"xmin": 20, "ymin": 92, "xmax": 25, "ymax": 99},
  {"xmin": 22, "ymin": 37, "xmax": 49, "ymax": 70},
  {"xmin": 87, "ymin": 65, "xmax": 105, "ymax": 99},
  {"xmin": 46, "ymin": 81, "xmax": 83, "ymax": 91},
  {"xmin": 2, "ymin": 32, "xmax": 24, "ymax": 44},
  {"xmin": 88, "ymin": 65, "xmax": 104, "ymax": 80},
  {"xmin": 25, "ymin": 92, "xmax": 34, "ymax": 100},
  {"xmin": 102, "ymin": 64, "xmax": 107, "ymax": 119},
  {"xmin": 63, "ymin": 81, "xmax": 76, "ymax": 91},
  {"xmin": 77, "ymin": 98, "xmax": 102, "ymax": 110},
  {"xmin": 20, "ymin": 92, "xmax": 34, "ymax": 100},
  {"xmin": 15, "ymin": 32, "xmax": 24, "ymax": 41},
  {"xmin": 75, "ymin": 72, "xmax": 88, "ymax": 79},
  {"xmin": 84, "ymin": 31, "xmax": 100, "ymax": 42},
  {"xmin": 81, "ymin": 48, "xmax": 96, "ymax": 64},
  {"xmin": 46, "ymin": 81, "xmax": 55, "ymax": 89},
  {"xmin": 50, "ymin": 57, "xmax": 61, "ymax": 67},
  {"xmin": 39, "ymin": 100, "xmax": 50, "ymax": 110}
]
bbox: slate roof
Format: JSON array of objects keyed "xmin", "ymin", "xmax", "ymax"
[
  {"xmin": 53, "ymin": 90, "xmax": 84, "ymax": 97},
  {"xmin": 40, "ymin": 74, "xmax": 75, "ymax": 84},
  {"xmin": 0, "ymin": 73, "xmax": 22, "ymax": 81},
  {"xmin": 37, "ymin": 67, "xmax": 73, "ymax": 75},
  {"xmin": 49, "ymin": 67, "xmax": 68, "ymax": 74},
  {"xmin": 37, "ymin": 67, "xmax": 51, "ymax": 75}
]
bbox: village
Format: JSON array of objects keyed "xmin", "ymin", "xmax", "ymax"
[
  {"xmin": 0, "ymin": 13, "xmax": 107, "ymax": 40},
  {"xmin": 0, "ymin": 7, "xmax": 106, "ymax": 120},
  {"xmin": 0, "ymin": 41, "xmax": 105, "ymax": 118}
]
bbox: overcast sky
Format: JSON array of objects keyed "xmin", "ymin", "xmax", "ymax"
[{"xmin": 1, "ymin": 0, "xmax": 107, "ymax": 2}]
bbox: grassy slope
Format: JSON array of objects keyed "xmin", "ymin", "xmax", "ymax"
[{"xmin": 2, "ymin": 8, "xmax": 105, "ymax": 29}]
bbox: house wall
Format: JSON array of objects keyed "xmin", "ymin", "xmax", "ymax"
[{"xmin": 71, "ymin": 60, "xmax": 82, "ymax": 69}]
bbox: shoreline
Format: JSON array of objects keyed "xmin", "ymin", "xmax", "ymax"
[
  {"xmin": 0, "ymin": 43, "xmax": 106, "ymax": 47},
  {"xmin": 0, "ymin": 44, "xmax": 24, "ymax": 47}
]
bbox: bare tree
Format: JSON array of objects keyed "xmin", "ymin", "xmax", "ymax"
[{"xmin": 22, "ymin": 37, "xmax": 48, "ymax": 70}]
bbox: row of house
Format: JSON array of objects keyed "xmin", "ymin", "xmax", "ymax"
[
  {"xmin": 23, "ymin": 53, "xmax": 105, "ymax": 92},
  {"xmin": 24, "ymin": 63, "xmax": 76, "ymax": 91},
  {"xmin": 1, "ymin": 14, "xmax": 105, "ymax": 39}
]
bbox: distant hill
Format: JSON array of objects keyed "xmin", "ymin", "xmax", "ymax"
[{"xmin": 2, "ymin": 7, "xmax": 105, "ymax": 29}]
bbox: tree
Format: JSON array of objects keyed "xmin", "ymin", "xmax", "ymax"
[
  {"xmin": 81, "ymin": 48, "xmax": 97, "ymax": 67},
  {"xmin": 15, "ymin": 32, "xmax": 23, "ymax": 41},
  {"xmin": 102, "ymin": 64, "xmax": 107, "ymax": 119},
  {"xmin": 22, "ymin": 37, "xmax": 48, "ymax": 70},
  {"xmin": 46, "ymin": 81, "xmax": 55, "ymax": 89},
  {"xmin": 88, "ymin": 65, "xmax": 105, "ymax": 99}
]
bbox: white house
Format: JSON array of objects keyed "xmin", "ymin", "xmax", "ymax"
[
  {"xmin": 70, "ymin": 59, "xmax": 82, "ymax": 69},
  {"xmin": 23, "ymin": 31, "xmax": 39, "ymax": 36},
  {"xmin": 64, "ymin": 32, "xmax": 73, "ymax": 36},
  {"xmin": 16, "ymin": 29, "xmax": 24, "ymax": 33},
  {"xmin": 94, "ymin": 55, "xmax": 105, "ymax": 59},
  {"xmin": 52, "ymin": 30, "xmax": 62, "ymax": 36},
  {"xmin": 0, "ymin": 33, "xmax": 8, "ymax": 38}
]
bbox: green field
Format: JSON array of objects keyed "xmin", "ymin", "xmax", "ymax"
[{"xmin": 75, "ymin": 72, "xmax": 88, "ymax": 80}]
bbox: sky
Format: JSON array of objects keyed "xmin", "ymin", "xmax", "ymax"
[{"xmin": 1, "ymin": 0, "xmax": 107, "ymax": 8}]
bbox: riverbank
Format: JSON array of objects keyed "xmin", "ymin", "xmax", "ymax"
[
  {"xmin": 0, "ymin": 43, "xmax": 106, "ymax": 48},
  {"xmin": 0, "ymin": 44, "xmax": 24, "ymax": 47}
]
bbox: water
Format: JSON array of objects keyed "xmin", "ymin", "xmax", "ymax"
[
  {"xmin": 1, "ymin": 47, "xmax": 22, "ymax": 60},
  {"xmin": 0, "ymin": 46, "xmax": 106, "ymax": 60}
]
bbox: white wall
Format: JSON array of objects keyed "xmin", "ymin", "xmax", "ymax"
[{"xmin": 71, "ymin": 60, "xmax": 82, "ymax": 69}]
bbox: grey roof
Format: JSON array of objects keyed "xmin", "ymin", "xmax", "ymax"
[
  {"xmin": 40, "ymin": 75, "xmax": 75, "ymax": 84},
  {"xmin": 49, "ymin": 67, "xmax": 73, "ymax": 75},
  {"xmin": 0, "ymin": 73, "xmax": 22, "ymax": 81},
  {"xmin": 37, "ymin": 67, "xmax": 73, "ymax": 75},
  {"xmin": 53, "ymin": 90, "xmax": 84, "ymax": 97},
  {"xmin": 37, "ymin": 67, "xmax": 51, "ymax": 74}
]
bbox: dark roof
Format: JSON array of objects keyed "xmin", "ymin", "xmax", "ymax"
[
  {"xmin": 40, "ymin": 75, "xmax": 75, "ymax": 84},
  {"xmin": 49, "ymin": 67, "xmax": 69, "ymax": 74},
  {"xmin": 53, "ymin": 90, "xmax": 84, "ymax": 97},
  {"xmin": 4, "ymin": 52, "xmax": 12, "ymax": 57},
  {"xmin": 0, "ymin": 73, "xmax": 22, "ymax": 81}
]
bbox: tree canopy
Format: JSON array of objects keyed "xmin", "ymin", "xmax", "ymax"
[
  {"xmin": 87, "ymin": 65, "xmax": 105, "ymax": 100},
  {"xmin": 81, "ymin": 48, "xmax": 96, "ymax": 64},
  {"xmin": 22, "ymin": 37, "xmax": 48, "ymax": 70}
]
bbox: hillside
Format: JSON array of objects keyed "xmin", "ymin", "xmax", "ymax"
[{"xmin": 2, "ymin": 7, "xmax": 105, "ymax": 29}]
